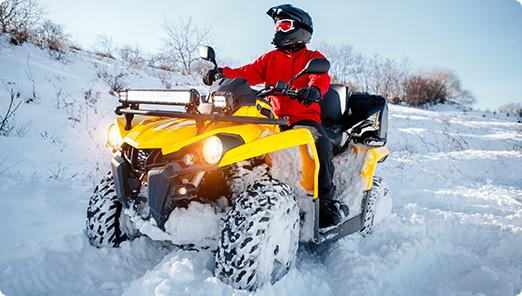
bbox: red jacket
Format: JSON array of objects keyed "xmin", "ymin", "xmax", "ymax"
[{"xmin": 222, "ymin": 46, "xmax": 331, "ymax": 125}]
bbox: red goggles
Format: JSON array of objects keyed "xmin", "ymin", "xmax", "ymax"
[{"xmin": 275, "ymin": 19, "xmax": 295, "ymax": 33}]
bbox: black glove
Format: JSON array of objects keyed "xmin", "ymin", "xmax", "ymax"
[
  {"xmin": 202, "ymin": 68, "xmax": 222, "ymax": 86},
  {"xmin": 297, "ymin": 86, "xmax": 321, "ymax": 106}
]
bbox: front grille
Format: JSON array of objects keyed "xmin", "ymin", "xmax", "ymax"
[
  {"xmin": 137, "ymin": 149, "xmax": 150, "ymax": 170},
  {"xmin": 123, "ymin": 146, "xmax": 160, "ymax": 172}
]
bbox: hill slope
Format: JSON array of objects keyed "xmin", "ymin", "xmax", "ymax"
[{"xmin": 0, "ymin": 38, "xmax": 521, "ymax": 296}]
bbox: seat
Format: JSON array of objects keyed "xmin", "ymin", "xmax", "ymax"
[{"xmin": 320, "ymin": 84, "xmax": 351, "ymax": 147}]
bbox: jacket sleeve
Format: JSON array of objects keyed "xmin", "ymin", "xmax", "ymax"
[
  {"xmin": 307, "ymin": 51, "xmax": 331, "ymax": 98},
  {"xmin": 221, "ymin": 52, "xmax": 270, "ymax": 86}
]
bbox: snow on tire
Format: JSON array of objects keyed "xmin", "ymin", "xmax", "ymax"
[
  {"xmin": 215, "ymin": 177, "xmax": 300, "ymax": 291},
  {"xmin": 86, "ymin": 172, "xmax": 128, "ymax": 248},
  {"xmin": 360, "ymin": 176, "xmax": 392, "ymax": 236}
]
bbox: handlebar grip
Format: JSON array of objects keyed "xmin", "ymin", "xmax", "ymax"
[
  {"xmin": 214, "ymin": 72, "xmax": 225, "ymax": 80},
  {"xmin": 286, "ymin": 89, "xmax": 299, "ymax": 99}
]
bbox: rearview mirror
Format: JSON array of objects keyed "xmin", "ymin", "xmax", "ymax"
[
  {"xmin": 199, "ymin": 46, "xmax": 216, "ymax": 61},
  {"xmin": 199, "ymin": 46, "xmax": 218, "ymax": 69},
  {"xmin": 302, "ymin": 58, "xmax": 330, "ymax": 75},
  {"xmin": 286, "ymin": 58, "xmax": 330, "ymax": 88}
]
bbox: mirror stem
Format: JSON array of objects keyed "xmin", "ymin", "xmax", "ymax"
[{"xmin": 211, "ymin": 58, "xmax": 218, "ymax": 70}]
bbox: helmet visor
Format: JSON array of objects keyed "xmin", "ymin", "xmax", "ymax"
[{"xmin": 275, "ymin": 19, "xmax": 295, "ymax": 33}]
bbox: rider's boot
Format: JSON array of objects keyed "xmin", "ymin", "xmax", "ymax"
[{"xmin": 319, "ymin": 187, "xmax": 349, "ymax": 228}]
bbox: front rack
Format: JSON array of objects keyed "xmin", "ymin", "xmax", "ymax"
[{"xmin": 116, "ymin": 89, "xmax": 289, "ymax": 130}]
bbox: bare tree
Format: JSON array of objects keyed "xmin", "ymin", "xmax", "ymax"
[
  {"xmin": 317, "ymin": 42, "xmax": 365, "ymax": 87},
  {"xmin": 93, "ymin": 34, "xmax": 116, "ymax": 59},
  {"xmin": 0, "ymin": 0, "xmax": 43, "ymax": 41},
  {"xmin": 162, "ymin": 17, "xmax": 210, "ymax": 75},
  {"xmin": 499, "ymin": 102, "xmax": 522, "ymax": 117},
  {"xmin": 374, "ymin": 57, "xmax": 410, "ymax": 100},
  {"xmin": 35, "ymin": 20, "xmax": 69, "ymax": 59}
]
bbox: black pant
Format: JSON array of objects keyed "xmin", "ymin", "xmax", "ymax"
[{"xmin": 284, "ymin": 120, "xmax": 335, "ymax": 200}]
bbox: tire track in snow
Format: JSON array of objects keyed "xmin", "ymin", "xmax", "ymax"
[{"xmin": 0, "ymin": 236, "xmax": 170, "ymax": 296}]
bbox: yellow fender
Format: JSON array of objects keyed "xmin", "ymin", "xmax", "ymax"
[
  {"xmin": 353, "ymin": 144, "xmax": 390, "ymax": 190},
  {"xmin": 219, "ymin": 128, "xmax": 320, "ymax": 198}
]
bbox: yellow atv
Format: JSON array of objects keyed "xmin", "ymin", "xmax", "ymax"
[{"xmin": 85, "ymin": 46, "xmax": 390, "ymax": 290}]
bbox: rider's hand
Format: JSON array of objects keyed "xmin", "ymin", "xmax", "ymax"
[
  {"xmin": 297, "ymin": 86, "xmax": 321, "ymax": 107},
  {"xmin": 202, "ymin": 68, "xmax": 222, "ymax": 86}
]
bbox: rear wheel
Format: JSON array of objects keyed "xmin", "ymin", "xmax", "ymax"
[
  {"xmin": 215, "ymin": 177, "xmax": 300, "ymax": 290},
  {"xmin": 85, "ymin": 172, "xmax": 135, "ymax": 248},
  {"xmin": 360, "ymin": 176, "xmax": 391, "ymax": 236}
]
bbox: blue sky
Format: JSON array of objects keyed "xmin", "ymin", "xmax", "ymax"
[{"xmin": 40, "ymin": 0, "xmax": 522, "ymax": 109}]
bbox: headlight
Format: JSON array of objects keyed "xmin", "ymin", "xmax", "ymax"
[
  {"xmin": 107, "ymin": 124, "xmax": 123, "ymax": 149},
  {"xmin": 120, "ymin": 89, "xmax": 196, "ymax": 106},
  {"xmin": 212, "ymin": 95, "xmax": 228, "ymax": 108},
  {"xmin": 201, "ymin": 136, "xmax": 223, "ymax": 164}
]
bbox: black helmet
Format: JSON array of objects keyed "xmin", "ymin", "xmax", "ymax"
[{"xmin": 266, "ymin": 4, "xmax": 313, "ymax": 49}]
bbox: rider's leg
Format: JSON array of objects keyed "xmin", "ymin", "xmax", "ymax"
[{"xmin": 291, "ymin": 120, "xmax": 348, "ymax": 227}]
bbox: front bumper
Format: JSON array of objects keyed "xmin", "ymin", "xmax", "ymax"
[{"xmin": 111, "ymin": 154, "xmax": 214, "ymax": 230}]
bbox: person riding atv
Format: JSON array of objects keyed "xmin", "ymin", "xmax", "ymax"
[
  {"xmin": 85, "ymin": 4, "xmax": 391, "ymax": 291},
  {"xmin": 203, "ymin": 4, "xmax": 349, "ymax": 228}
]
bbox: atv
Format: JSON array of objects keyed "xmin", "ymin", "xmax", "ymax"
[{"xmin": 85, "ymin": 46, "xmax": 391, "ymax": 290}]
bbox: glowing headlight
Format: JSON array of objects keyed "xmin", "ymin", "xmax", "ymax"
[
  {"xmin": 201, "ymin": 136, "xmax": 223, "ymax": 164},
  {"xmin": 107, "ymin": 124, "xmax": 123, "ymax": 149},
  {"xmin": 212, "ymin": 95, "xmax": 228, "ymax": 108}
]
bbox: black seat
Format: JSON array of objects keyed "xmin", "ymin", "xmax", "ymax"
[{"xmin": 320, "ymin": 84, "xmax": 351, "ymax": 147}]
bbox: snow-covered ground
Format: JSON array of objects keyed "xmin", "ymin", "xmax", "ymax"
[{"xmin": 0, "ymin": 37, "xmax": 521, "ymax": 296}]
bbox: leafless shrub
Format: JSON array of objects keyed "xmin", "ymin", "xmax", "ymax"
[
  {"xmin": 69, "ymin": 43, "xmax": 82, "ymax": 52},
  {"xmin": 96, "ymin": 64, "xmax": 129, "ymax": 95},
  {"xmin": 0, "ymin": 0, "xmax": 43, "ymax": 43},
  {"xmin": 24, "ymin": 55, "xmax": 38, "ymax": 103},
  {"xmin": 35, "ymin": 20, "xmax": 70, "ymax": 60},
  {"xmin": 48, "ymin": 163, "xmax": 65, "ymax": 180},
  {"xmin": 0, "ymin": 151, "xmax": 26, "ymax": 175},
  {"xmin": 156, "ymin": 70, "xmax": 173, "ymax": 89},
  {"xmin": 440, "ymin": 119, "xmax": 469, "ymax": 151},
  {"xmin": 64, "ymin": 101, "xmax": 82, "ymax": 126},
  {"xmin": 40, "ymin": 130, "xmax": 64, "ymax": 147},
  {"xmin": 83, "ymin": 88, "xmax": 100, "ymax": 109},
  {"xmin": 48, "ymin": 75, "xmax": 74, "ymax": 110},
  {"xmin": 146, "ymin": 53, "xmax": 173, "ymax": 71},
  {"xmin": 118, "ymin": 44, "xmax": 145, "ymax": 67},
  {"xmin": 498, "ymin": 102, "xmax": 522, "ymax": 117},
  {"xmin": 93, "ymin": 34, "xmax": 115, "ymax": 59},
  {"xmin": 162, "ymin": 17, "xmax": 210, "ymax": 75},
  {"xmin": 190, "ymin": 58, "xmax": 214, "ymax": 76},
  {"xmin": 401, "ymin": 70, "xmax": 475, "ymax": 107},
  {"xmin": 8, "ymin": 28, "xmax": 29, "ymax": 44},
  {"xmin": 0, "ymin": 80, "xmax": 23, "ymax": 136}
]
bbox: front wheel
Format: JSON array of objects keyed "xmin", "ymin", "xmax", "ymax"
[
  {"xmin": 215, "ymin": 177, "xmax": 300, "ymax": 291},
  {"xmin": 85, "ymin": 172, "xmax": 136, "ymax": 248}
]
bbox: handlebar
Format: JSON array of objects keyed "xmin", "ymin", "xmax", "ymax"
[
  {"xmin": 214, "ymin": 72, "xmax": 225, "ymax": 81},
  {"xmin": 256, "ymin": 83, "xmax": 300, "ymax": 100}
]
